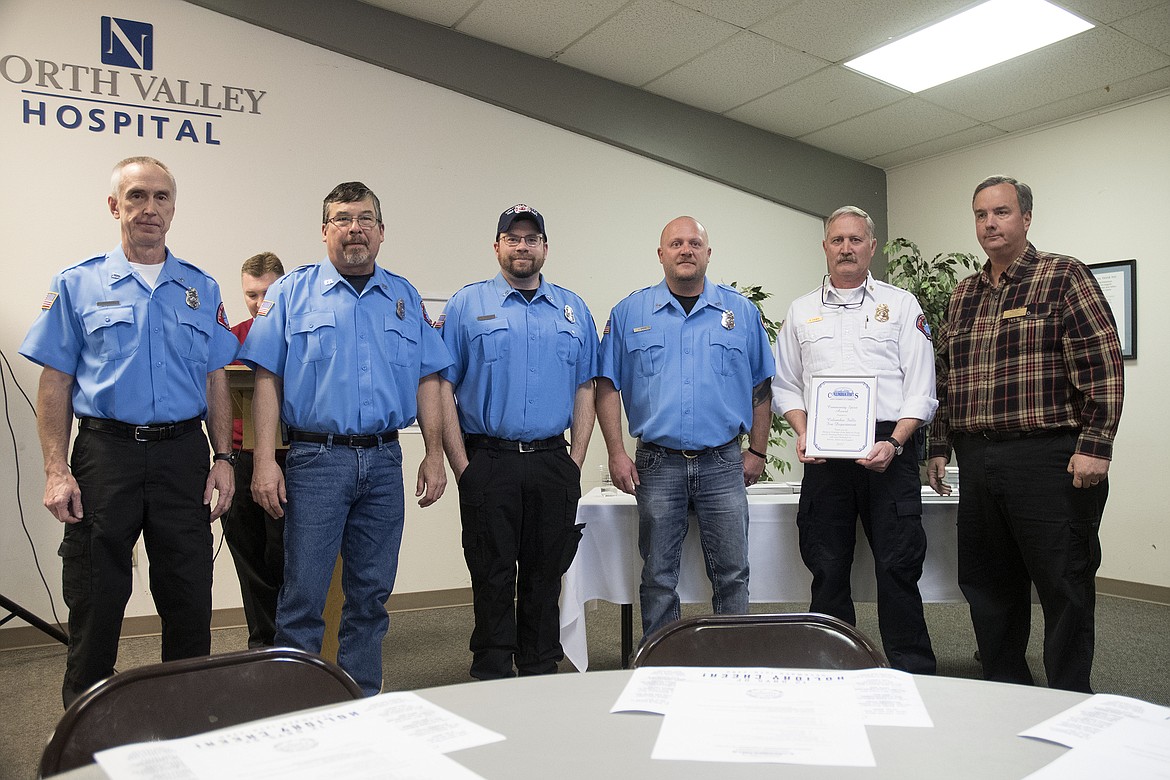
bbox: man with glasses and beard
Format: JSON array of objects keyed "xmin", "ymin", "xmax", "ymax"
[
  {"xmin": 439, "ymin": 204, "xmax": 598, "ymax": 679},
  {"xmin": 772, "ymin": 206, "xmax": 938, "ymax": 674},
  {"xmin": 241, "ymin": 181, "xmax": 452, "ymax": 695}
]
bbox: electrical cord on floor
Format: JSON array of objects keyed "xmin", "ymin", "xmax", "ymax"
[{"xmin": 0, "ymin": 347, "xmax": 65, "ymax": 631}]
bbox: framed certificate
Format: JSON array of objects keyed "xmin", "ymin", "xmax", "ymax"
[
  {"xmin": 806, "ymin": 375, "xmax": 877, "ymax": 459},
  {"xmin": 1087, "ymin": 259, "xmax": 1136, "ymax": 360}
]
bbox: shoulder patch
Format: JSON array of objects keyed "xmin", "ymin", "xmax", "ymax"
[
  {"xmin": 916, "ymin": 313, "xmax": 932, "ymax": 341},
  {"xmin": 421, "ymin": 300, "xmax": 435, "ymax": 327},
  {"xmin": 257, "ymin": 299, "xmax": 274, "ymax": 317},
  {"xmin": 41, "ymin": 291, "xmax": 58, "ymax": 311},
  {"xmin": 603, "ymin": 318, "xmax": 611, "ymax": 336},
  {"xmin": 216, "ymin": 302, "xmax": 230, "ymax": 330}
]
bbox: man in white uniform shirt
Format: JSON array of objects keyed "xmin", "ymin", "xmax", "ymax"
[{"xmin": 772, "ymin": 206, "xmax": 938, "ymax": 673}]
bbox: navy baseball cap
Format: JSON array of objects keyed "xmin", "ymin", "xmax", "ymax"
[{"xmin": 496, "ymin": 204, "xmax": 546, "ymax": 240}]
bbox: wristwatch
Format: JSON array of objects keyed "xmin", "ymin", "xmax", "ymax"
[
  {"xmin": 213, "ymin": 452, "xmax": 238, "ymax": 466},
  {"xmin": 882, "ymin": 437, "xmax": 904, "ymax": 456}
]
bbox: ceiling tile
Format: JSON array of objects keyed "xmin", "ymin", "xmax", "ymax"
[
  {"xmin": 990, "ymin": 65, "xmax": 1170, "ymax": 131},
  {"xmin": 866, "ymin": 125, "xmax": 1006, "ymax": 170},
  {"xmin": 1112, "ymin": 3, "xmax": 1170, "ymax": 54},
  {"xmin": 920, "ymin": 26, "xmax": 1170, "ymax": 121},
  {"xmin": 669, "ymin": 0, "xmax": 800, "ymax": 28},
  {"xmin": 359, "ymin": 0, "xmax": 480, "ymax": 27},
  {"xmin": 798, "ymin": 98, "xmax": 979, "ymax": 161},
  {"xmin": 1057, "ymin": 0, "xmax": 1169, "ymax": 25},
  {"xmin": 726, "ymin": 66, "xmax": 905, "ymax": 138},
  {"xmin": 750, "ymin": 0, "xmax": 974, "ymax": 63},
  {"xmin": 644, "ymin": 31, "xmax": 825, "ymax": 112},
  {"xmin": 456, "ymin": 0, "xmax": 628, "ymax": 59},
  {"xmin": 556, "ymin": 0, "xmax": 739, "ymax": 86}
]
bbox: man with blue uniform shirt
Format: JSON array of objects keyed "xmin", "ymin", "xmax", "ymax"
[
  {"xmin": 597, "ymin": 216, "xmax": 774, "ymax": 641},
  {"xmin": 241, "ymin": 181, "xmax": 451, "ymax": 696},
  {"xmin": 439, "ymin": 204, "xmax": 598, "ymax": 679},
  {"xmin": 772, "ymin": 206, "xmax": 938, "ymax": 674},
  {"xmin": 20, "ymin": 156, "xmax": 238, "ymax": 706}
]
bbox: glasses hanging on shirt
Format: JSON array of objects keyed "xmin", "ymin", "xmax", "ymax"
[{"xmin": 820, "ymin": 275, "xmax": 864, "ymax": 309}]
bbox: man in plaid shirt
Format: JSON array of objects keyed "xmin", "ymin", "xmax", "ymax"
[{"xmin": 927, "ymin": 175, "xmax": 1123, "ymax": 693}]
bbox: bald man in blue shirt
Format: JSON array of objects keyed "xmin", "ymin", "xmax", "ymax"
[
  {"xmin": 440, "ymin": 204, "xmax": 598, "ymax": 679},
  {"xmin": 21, "ymin": 156, "xmax": 238, "ymax": 706},
  {"xmin": 241, "ymin": 181, "xmax": 452, "ymax": 696},
  {"xmin": 597, "ymin": 216, "xmax": 774, "ymax": 641}
]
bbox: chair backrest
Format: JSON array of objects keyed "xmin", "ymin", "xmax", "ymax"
[
  {"xmin": 630, "ymin": 612, "xmax": 890, "ymax": 670},
  {"xmin": 40, "ymin": 647, "xmax": 363, "ymax": 777}
]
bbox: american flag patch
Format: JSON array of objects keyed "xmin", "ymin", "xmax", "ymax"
[
  {"xmin": 41, "ymin": 292, "xmax": 58, "ymax": 311},
  {"xmin": 257, "ymin": 299, "xmax": 274, "ymax": 317},
  {"xmin": 435, "ymin": 312, "xmax": 446, "ymax": 329},
  {"xmin": 603, "ymin": 318, "xmax": 610, "ymax": 335}
]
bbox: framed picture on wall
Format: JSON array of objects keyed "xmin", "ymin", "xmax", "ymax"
[{"xmin": 1088, "ymin": 259, "xmax": 1136, "ymax": 360}]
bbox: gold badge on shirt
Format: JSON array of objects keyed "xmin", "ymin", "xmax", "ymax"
[
  {"xmin": 874, "ymin": 303, "xmax": 889, "ymax": 322},
  {"xmin": 721, "ymin": 310, "xmax": 735, "ymax": 330},
  {"xmin": 185, "ymin": 287, "xmax": 200, "ymax": 310}
]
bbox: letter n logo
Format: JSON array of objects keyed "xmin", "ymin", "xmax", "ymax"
[{"xmin": 100, "ymin": 17, "xmax": 153, "ymax": 70}]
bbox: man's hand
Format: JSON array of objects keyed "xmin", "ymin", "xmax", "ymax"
[
  {"xmin": 857, "ymin": 441, "xmax": 896, "ymax": 473},
  {"xmin": 416, "ymin": 452, "xmax": 447, "ymax": 507},
  {"xmin": 44, "ymin": 469, "xmax": 84, "ymax": 524},
  {"xmin": 609, "ymin": 451, "xmax": 640, "ymax": 495},
  {"xmin": 204, "ymin": 460, "xmax": 235, "ymax": 520},
  {"xmin": 794, "ymin": 431, "xmax": 826, "ymax": 465},
  {"xmin": 1068, "ymin": 453, "xmax": 1109, "ymax": 489},
  {"xmin": 927, "ymin": 456, "xmax": 952, "ymax": 496},
  {"xmin": 252, "ymin": 458, "xmax": 286, "ymax": 518},
  {"xmin": 743, "ymin": 449, "xmax": 766, "ymax": 485}
]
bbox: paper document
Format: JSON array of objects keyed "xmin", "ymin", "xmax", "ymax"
[
  {"xmin": 651, "ymin": 677, "xmax": 873, "ymax": 765},
  {"xmin": 1020, "ymin": 693, "xmax": 1170, "ymax": 748},
  {"xmin": 95, "ymin": 692, "xmax": 501, "ymax": 780},
  {"xmin": 1022, "ymin": 716, "xmax": 1170, "ymax": 779},
  {"xmin": 612, "ymin": 666, "xmax": 932, "ymax": 727}
]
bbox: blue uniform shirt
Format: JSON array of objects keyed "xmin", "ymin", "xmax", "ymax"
[
  {"xmin": 599, "ymin": 279, "xmax": 774, "ymax": 450},
  {"xmin": 20, "ymin": 246, "xmax": 238, "ymax": 425},
  {"xmin": 239, "ymin": 258, "xmax": 452, "ymax": 435},
  {"xmin": 441, "ymin": 273, "xmax": 599, "ymax": 441}
]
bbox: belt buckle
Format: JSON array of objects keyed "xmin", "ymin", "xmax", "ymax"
[
  {"xmin": 682, "ymin": 449, "xmax": 700, "ymax": 459},
  {"xmin": 134, "ymin": 425, "xmax": 153, "ymax": 442},
  {"xmin": 518, "ymin": 440, "xmax": 535, "ymax": 453}
]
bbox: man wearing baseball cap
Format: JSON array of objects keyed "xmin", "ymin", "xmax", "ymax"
[{"xmin": 440, "ymin": 204, "xmax": 599, "ymax": 679}]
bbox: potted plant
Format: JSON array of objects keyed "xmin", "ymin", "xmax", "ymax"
[{"xmin": 882, "ymin": 238, "xmax": 980, "ymax": 352}]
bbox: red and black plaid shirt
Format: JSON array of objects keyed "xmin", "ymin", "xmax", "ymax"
[{"xmin": 930, "ymin": 243, "xmax": 1123, "ymax": 461}]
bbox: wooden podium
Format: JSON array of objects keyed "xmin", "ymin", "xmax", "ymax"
[{"xmin": 225, "ymin": 365, "xmax": 345, "ymax": 662}]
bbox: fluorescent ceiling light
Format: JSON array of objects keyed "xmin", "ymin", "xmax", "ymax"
[{"xmin": 844, "ymin": 0, "xmax": 1093, "ymax": 93}]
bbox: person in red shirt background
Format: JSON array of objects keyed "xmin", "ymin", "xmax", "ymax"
[{"xmin": 225, "ymin": 251, "xmax": 285, "ymax": 647}]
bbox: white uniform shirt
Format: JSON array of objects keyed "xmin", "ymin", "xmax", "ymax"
[{"xmin": 772, "ymin": 273, "xmax": 937, "ymax": 424}]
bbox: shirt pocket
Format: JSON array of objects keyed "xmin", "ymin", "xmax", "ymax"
[
  {"xmin": 384, "ymin": 314, "xmax": 420, "ymax": 367},
  {"xmin": 858, "ymin": 321, "xmax": 900, "ymax": 372},
  {"xmin": 1003, "ymin": 302, "xmax": 1059, "ymax": 357},
  {"xmin": 626, "ymin": 329, "xmax": 665, "ymax": 378},
  {"xmin": 555, "ymin": 320, "xmax": 584, "ymax": 364},
  {"xmin": 290, "ymin": 310, "xmax": 337, "ymax": 363},
  {"xmin": 469, "ymin": 317, "xmax": 509, "ymax": 364},
  {"xmin": 709, "ymin": 328, "xmax": 747, "ymax": 377},
  {"xmin": 170, "ymin": 307, "xmax": 213, "ymax": 364},
  {"xmin": 795, "ymin": 318, "xmax": 835, "ymax": 373},
  {"xmin": 81, "ymin": 305, "xmax": 137, "ymax": 361}
]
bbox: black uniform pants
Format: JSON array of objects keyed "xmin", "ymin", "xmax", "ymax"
[
  {"xmin": 954, "ymin": 431, "xmax": 1105, "ymax": 693},
  {"xmin": 222, "ymin": 451, "xmax": 285, "ymax": 648},
  {"xmin": 61, "ymin": 425, "xmax": 213, "ymax": 706},
  {"xmin": 458, "ymin": 444, "xmax": 583, "ymax": 680},
  {"xmin": 797, "ymin": 424, "xmax": 936, "ymax": 674}
]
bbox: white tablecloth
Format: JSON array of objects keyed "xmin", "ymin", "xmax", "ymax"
[{"xmin": 559, "ymin": 486, "xmax": 961, "ymax": 671}]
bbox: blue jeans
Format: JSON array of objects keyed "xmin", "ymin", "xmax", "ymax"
[
  {"xmin": 634, "ymin": 441, "xmax": 750, "ymax": 640},
  {"xmin": 276, "ymin": 439, "xmax": 405, "ymax": 696}
]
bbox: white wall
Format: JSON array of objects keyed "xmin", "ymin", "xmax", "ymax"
[
  {"xmin": 887, "ymin": 92, "xmax": 1170, "ymax": 589},
  {"xmin": 0, "ymin": 0, "xmax": 825, "ymax": 634}
]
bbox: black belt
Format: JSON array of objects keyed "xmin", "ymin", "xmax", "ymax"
[
  {"xmin": 970, "ymin": 429, "xmax": 1076, "ymax": 442},
  {"xmin": 464, "ymin": 434, "xmax": 567, "ymax": 453},
  {"xmin": 289, "ymin": 429, "xmax": 398, "ymax": 448},
  {"xmin": 638, "ymin": 438, "xmax": 738, "ymax": 459},
  {"xmin": 80, "ymin": 416, "xmax": 202, "ymax": 442}
]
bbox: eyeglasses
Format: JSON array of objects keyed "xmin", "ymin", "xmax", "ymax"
[
  {"xmin": 820, "ymin": 275, "xmax": 864, "ymax": 309},
  {"xmin": 328, "ymin": 215, "xmax": 380, "ymax": 230},
  {"xmin": 500, "ymin": 233, "xmax": 544, "ymax": 247}
]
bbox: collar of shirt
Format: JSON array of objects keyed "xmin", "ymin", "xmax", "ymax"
[
  {"xmin": 491, "ymin": 271, "xmax": 552, "ymax": 306},
  {"xmin": 824, "ymin": 272, "xmax": 875, "ymax": 306},
  {"xmin": 315, "ymin": 257, "xmax": 393, "ymax": 299},
  {"xmin": 977, "ymin": 243, "xmax": 1035, "ymax": 288},
  {"xmin": 649, "ymin": 277, "xmax": 728, "ymax": 315}
]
